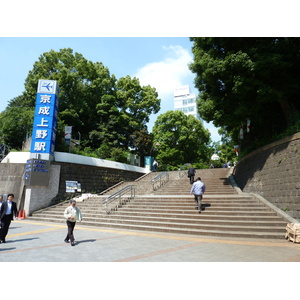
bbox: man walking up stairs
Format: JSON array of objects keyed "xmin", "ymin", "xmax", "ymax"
[{"xmin": 190, "ymin": 177, "xmax": 206, "ymax": 213}]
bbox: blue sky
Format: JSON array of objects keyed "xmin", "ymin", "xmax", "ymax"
[
  {"xmin": 0, "ymin": 2, "xmax": 296, "ymax": 144},
  {"xmin": 0, "ymin": 37, "xmax": 222, "ymax": 142}
]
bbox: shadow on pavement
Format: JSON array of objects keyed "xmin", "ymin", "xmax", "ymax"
[
  {"xmin": 0, "ymin": 247, "xmax": 16, "ymax": 252},
  {"xmin": 76, "ymin": 239, "xmax": 97, "ymax": 245},
  {"xmin": 7, "ymin": 237, "xmax": 39, "ymax": 243}
]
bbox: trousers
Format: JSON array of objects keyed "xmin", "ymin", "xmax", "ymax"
[
  {"xmin": 0, "ymin": 215, "xmax": 12, "ymax": 241},
  {"xmin": 189, "ymin": 175, "xmax": 195, "ymax": 184},
  {"xmin": 194, "ymin": 194, "xmax": 203, "ymax": 211},
  {"xmin": 66, "ymin": 220, "xmax": 76, "ymax": 242}
]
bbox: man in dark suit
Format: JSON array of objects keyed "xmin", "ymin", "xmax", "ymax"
[
  {"xmin": 0, "ymin": 193, "xmax": 18, "ymax": 243},
  {"xmin": 187, "ymin": 166, "xmax": 196, "ymax": 184}
]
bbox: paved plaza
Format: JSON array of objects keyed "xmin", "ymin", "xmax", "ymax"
[
  {"xmin": 0, "ymin": 219, "xmax": 300, "ymax": 262},
  {"xmin": 1, "ymin": 219, "xmax": 299, "ymax": 300}
]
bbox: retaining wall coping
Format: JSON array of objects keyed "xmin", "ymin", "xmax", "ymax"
[
  {"xmin": 1, "ymin": 151, "xmax": 149, "ymax": 174},
  {"xmin": 238, "ymin": 132, "xmax": 300, "ymax": 162}
]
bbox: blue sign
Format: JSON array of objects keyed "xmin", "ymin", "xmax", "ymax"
[
  {"xmin": 30, "ymin": 80, "xmax": 59, "ymax": 157},
  {"xmin": 144, "ymin": 156, "xmax": 154, "ymax": 170}
]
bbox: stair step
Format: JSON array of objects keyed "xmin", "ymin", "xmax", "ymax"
[
  {"xmin": 113, "ymin": 208, "xmax": 279, "ymax": 215},
  {"xmin": 31, "ymin": 211, "xmax": 284, "ymax": 223},
  {"xmin": 100, "ymin": 211, "xmax": 285, "ymax": 221},
  {"xmin": 98, "ymin": 215, "xmax": 287, "ymax": 228},
  {"xmin": 30, "ymin": 211, "xmax": 286, "ymax": 225}
]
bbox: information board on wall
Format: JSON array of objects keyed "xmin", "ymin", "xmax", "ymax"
[
  {"xmin": 24, "ymin": 158, "xmax": 50, "ymax": 186},
  {"xmin": 66, "ymin": 181, "xmax": 82, "ymax": 193}
]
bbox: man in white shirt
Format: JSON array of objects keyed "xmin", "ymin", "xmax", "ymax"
[
  {"xmin": 190, "ymin": 177, "xmax": 206, "ymax": 213},
  {"xmin": 63, "ymin": 200, "xmax": 82, "ymax": 246}
]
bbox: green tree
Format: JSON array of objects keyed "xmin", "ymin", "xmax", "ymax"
[
  {"xmin": 116, "ymin": 76, "xmax": 160, "ymax": 149},
  {"xmin": 152, "ymin": 110, "xmax": 211, "ymax": 167},
  {"xmin": 131, "ymin": 128, "xmax": 153, "ymax": 165},
  {"xmin": 189, "ymin": 37, "xmax": 300, "ymax": 148},
  {"xmin": 0, "ymin": 48, "xmax": 161, "ymax": 156},
  {"xmin": 22, "ymin": 48, "xmax": 117, "ymax": 148},
  {"xmin": 92, "ymin": 75, "xmax": 160, "ymax": 150},
  {"xmin": 0, "ymin": 96, "xmax": 34, "ymax": 149}
]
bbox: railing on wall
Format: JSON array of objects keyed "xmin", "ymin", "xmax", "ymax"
[
  {"xmin": 151, "ymin": 172, "xmax": 169, "ymax": 190},
  {"xmin": 103, "ymin": 185, "xmax": 136, "ymax": 214}
]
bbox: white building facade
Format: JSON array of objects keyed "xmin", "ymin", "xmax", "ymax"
[{"xmin": 174, "ymin": 85, "xmax": 199, "ymax": 119}]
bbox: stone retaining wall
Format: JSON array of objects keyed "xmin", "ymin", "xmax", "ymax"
[
  {"xmin": 23, "ymin": 162, "xmax": 145, "ymax": 215},
  {"xmin": 0, "ymin": 163, "xmax": 26, "ymax": 209},
  {"xmin": 54, "ymin": 162, "xmax": 144, "ymax": 201},
  {"xmin": 234, "ymin": 132, "xmax": 300, "ymax": 220}
]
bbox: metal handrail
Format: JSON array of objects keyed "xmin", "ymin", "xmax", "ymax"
[
  {"xmin": 151, "ymin": 172, "xmax": 169, "ymax": 190},
  {"xmin": 103, "ymin": 185, "xmax": 136, "ymax": 214}
]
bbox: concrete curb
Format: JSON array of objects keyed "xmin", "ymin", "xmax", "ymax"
[{"xmin": 229, "ymin": 174, "xmax": 244, "ymax": 194}]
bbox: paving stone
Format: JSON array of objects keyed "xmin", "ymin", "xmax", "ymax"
[{"xmin": 1, "ymin": 220, "xmax": 300, "ymax": 262}]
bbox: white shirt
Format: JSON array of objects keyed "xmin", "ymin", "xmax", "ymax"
[
  {"xmin": 190, "ymin": 180, "xmax": 206, "ymax": 196},
  {"xmin": 6, "ymin": 201, "xmax": 12, "ymax": 215}
]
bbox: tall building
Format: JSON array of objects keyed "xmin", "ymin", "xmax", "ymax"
[{"xmin": 174, "ymin": 85, "xmax": 199, "ymax": 119}]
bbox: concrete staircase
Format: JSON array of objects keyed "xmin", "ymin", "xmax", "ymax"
[{"xmin": 29, "ymin": 168, "xmax": 288, "ymax": 239}]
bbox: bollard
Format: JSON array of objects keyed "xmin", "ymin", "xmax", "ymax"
[{"xmin": 18, "ymin": 209, "xmax": 23, "ymax": 219}]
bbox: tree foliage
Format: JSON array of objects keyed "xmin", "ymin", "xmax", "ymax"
[
  {"xmin": 0, "ymin": 48, "xmax": 160, "ymax": 157},
  {"xmin": 131, "ymin": 128, "xmax": 153, "ymax": 158},
  {"xmin": 152, "ymin": 110, "xmax": 211, "ymax": 167},
  {"xmin": 189, "ymin": 37, "xmax": 300, "ymax": 149},
  {"xmin": 0, "ymin": 96, "xmax": 34, "ymax": 147}
]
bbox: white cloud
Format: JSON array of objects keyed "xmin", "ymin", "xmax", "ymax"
[
  {"xmin": 136, "ymin": 44, "xmax": 222, "ymax": 142},
  {"xmin": 134, "ymin": 45, "xmax": 194, "ymax": 100}
]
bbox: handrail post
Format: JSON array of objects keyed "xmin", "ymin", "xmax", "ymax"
[
  {"xmin": 103, "ymin": 185, "xmax": 136, "ymax": 214},
  {"xmin": 131, "ymin": 185, "xmax": 135, "ymax": 198},
  {"xmin": 151, "ymin": 171, "xmax": 169, "ymax": 191}
]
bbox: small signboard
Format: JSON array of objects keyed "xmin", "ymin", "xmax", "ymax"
[
  {"xmin": 65, "ymin": 126, "xmax": 72, "ymax": 145},
  {"xmin": 144, "ymin": 156, "xmax": 154, "ymax": 171},
  {"xmin": 66, "ymin": 181, "xmax": 81, "ymax": 193}
]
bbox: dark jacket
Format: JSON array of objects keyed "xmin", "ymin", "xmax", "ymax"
[
  {"xmin": 187, "ymin": 168, "xmax": 196, "ymax": 177},
  {"xmin": 0, "ymin": 201, "xmax": 18, "ymax": 220}
]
